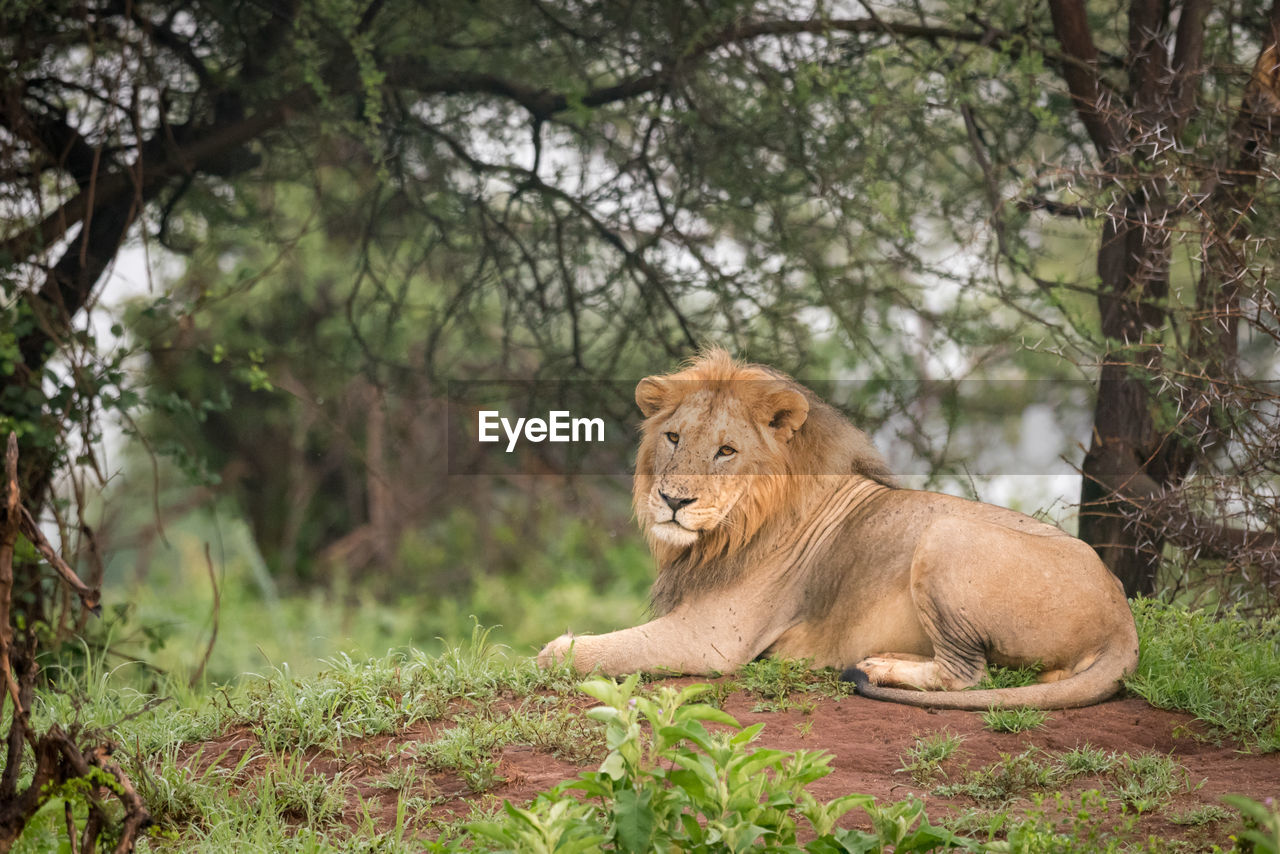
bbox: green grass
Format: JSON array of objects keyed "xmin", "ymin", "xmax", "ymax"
[
  {"xmin": 12, "ymin": 627, "xmax": 600, "ymax": 851},
  {"xmin": 932, "ymin": 745, "xmax": 1194, "ymax": 813},
  {"xmin": 10, "ymin": 622, "xmax": 1280, "ymax": 852},
  {"xmin": 982, "ymin": 706, "xmax": 1049, "ymax": 733},
  {"xmin": 897, "ymin": 731, "xmax": 966, "ymax": 785},
  {"xmin": 224, "ymin": 624, "xmax": 581, "ymax": 753},
  {"xmin": 12, "ymin": 595, "xmax": 1280, "ymax": 850},
  {"xmin": 1169, "ymin": 803, "xmax": 1235, "ymax": 827},
  {"xmin": 980, "ymin": 790, "xmax": 1142, "ymax": 853},
  {"xmin": 934, "ymin": 747, "xmax": 1070, "ymax": 805},
  {"xmin": 1126, "ymin": 598, "xmax": 1280, "ymax": 751},
  {"xmin": 1058, "ymin": 744, "xmax": 1117, "ymax": 776},
  {"xmin": 97, "ymin": 505, "xmax": 655, "ymax": 685},
  {"xmin": 733, "ymin": 657, "xmax": 852, "ymax": 712},
  {"xmin": 976, "ymin": 663, "xmax": 1042, "ymax": 689}
]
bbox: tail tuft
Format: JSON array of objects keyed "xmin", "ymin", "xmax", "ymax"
[{"xmin": 840, "ymin": 666, "xmax": 873, "ymax": 695}]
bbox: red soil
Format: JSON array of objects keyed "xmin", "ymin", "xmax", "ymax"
[{"xmin": 179, "ymin": 686, "xmax": 1279, "ymax": 847}]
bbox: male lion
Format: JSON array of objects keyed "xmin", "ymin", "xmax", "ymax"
[{"xmin": 538, "ymin": 350, "xmax": 1139, "ymax": 709}]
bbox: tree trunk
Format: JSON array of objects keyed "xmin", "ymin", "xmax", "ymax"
[{"xmin": 1077, "ymin": 195, "xmax": 1197, "ymax": 597}]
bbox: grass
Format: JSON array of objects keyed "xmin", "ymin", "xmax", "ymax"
[
  {"xmin": 934, "ymin": 747, "xmax": 1070, "ymax": 805},
  {"xmin": 1110, "ymin": 752, "xmax": 1196, "ymax": 813},
  {"xmin": 931, "ymin": 745, "xmax": 1195, "ymax": 813},
  {"xmin": 7, "ymin": 657, "xmax": 1273, "ymax": 852},
  {"xmin": 1169, "ymin": 804, "xmax": 1235, "ymax": 827},
  {"xmin": 266, "ymin": 753, "xmax": 352, "ymax": 825},
  {"xmin": 976, "ymin": 663, "xmax": 1042, "ymax": 689},
  {"xmin": 1126, "ymin": 597, "xmax": 1280, "ymax": 751},
  {"xmin": 97, "ymin": 504, "xmax": 656, "ymax": 684},
  {"xmin": 228, "ymin": 624, "xmax": 581, "ymax": 753},
  {"xmin": 11, "ymin": 598, "xmax": 1280, "ymax": 850},
  {"xmin": 8, "ymin": 627, "xmax": 600, "ymax": 851},
  {"xmin": 897, "ymin": 731, "xmax": 966, "ymax": 785},
  {"xmin": 980, "ymin": 790, "xmax": 1143, "ymax": 853},
  {"xmin": 982, "ymin": 706, "xmax": 1049, "ymax": 733},
  {"xmin": 732, "ymin": 657, "xmax": 852, "ymax": 712}
]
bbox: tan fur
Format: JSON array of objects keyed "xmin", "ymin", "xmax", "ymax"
[{"xmin": 538, "ymin": 350, "xmax": 1139, "ymax": 709}]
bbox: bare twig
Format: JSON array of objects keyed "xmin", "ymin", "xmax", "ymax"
[
  {"xmin": 17, "ymin": 506, "xmax": 100, "ymax": 614},
  {"xmin": 1, "ymin": 433, "xmax": 24, "ymax": 717},
  {"xmin": 189, "ymin": 543, "xmax": 221, "ymax": 688}
]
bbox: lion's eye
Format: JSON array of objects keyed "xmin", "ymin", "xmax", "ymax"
[
  {"xmin": 716, "ymin": 445, "xmax": 737, "ymax": 458},
  {"xmin": 665, "ymin": 431, "xmax": 679, "ymax": 445}
]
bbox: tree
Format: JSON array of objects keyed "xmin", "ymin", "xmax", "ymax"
[{"xmin": 1045, "ymin": 1, "xmax": 1280, "ymax": 596}]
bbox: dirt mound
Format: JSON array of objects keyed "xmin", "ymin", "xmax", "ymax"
[{"xmin": 179, "ymin": 685, "xmax": 1279, "ymax": 847}]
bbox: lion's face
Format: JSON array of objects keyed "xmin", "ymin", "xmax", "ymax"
[
  {"xmin": 640, "ymin": 391, "xmax": 761, "ymax": 546},
  {"xmin": 633, "ymin": 360, "xmax": 809, "ymax": 552}
]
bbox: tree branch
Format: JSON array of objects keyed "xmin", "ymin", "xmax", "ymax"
[
  {"xmin": 17, "ymin": 507, "xmax": 99, "ymax": 614},
  {"xmin": 2, "ymin": 102, "xmax": 288, "ymax": 263},
  {"xmin": 399, "ymin": 17, "xmax": 998, "ymax": 121},
  {"xmin": 1048, "ymin": 0, "xmax": 1127, "ymax": 159},
  {"xmin": 1170, "ymin": 0, "xmax": 1210, "ymax": 126}
]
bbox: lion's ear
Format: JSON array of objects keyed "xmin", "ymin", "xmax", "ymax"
[
  {"xmin": 759, "ymin": 388, "xmax": 809, "ymax": 442},
  {"xmin": 635, "ymin": 376, "xmax": 672, "ymax": 418}
]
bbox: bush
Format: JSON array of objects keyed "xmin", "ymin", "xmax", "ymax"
[{"xmin": 448, "ymin": 675, "xmax": 980, "ymax": 853}]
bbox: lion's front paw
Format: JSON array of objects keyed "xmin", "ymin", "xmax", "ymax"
[{"xmin": 537, "ymin": 632, "xmax": 576, "ymax": 669}]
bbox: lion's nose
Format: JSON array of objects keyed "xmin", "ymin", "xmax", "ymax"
[{"xmin": 660, "ymin": 491, "xmax": 696, "ymax": 512}]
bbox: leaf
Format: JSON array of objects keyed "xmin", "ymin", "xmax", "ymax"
[
  {"xmin": 678, "ymin": 702, "xmax": 741, "ymax": 727},
  {"xmin": 657, "ymin": 720, "xmax": 715, "ymax": 754},
  {"xmin": 666, "ymin": 766, "xmax": 710, "ymax": 803},
  {"xmin": 563, "ymin": 775, "xmax": 611, "ymax": 798},
  {"xmin": 729, "ymin": 722, "xmax": 767, "ymax": 745},
  {"xmin": 811, "ymin": 828, "xmax": 885, "ymax": 854},
  {"xmin": 680, "ymin": 812, "xmax": 704, "ymax": 842},
  {"xmin": 598, "ymin": 750, "xmax": 628, "ymax": 781},
  {"xmin": 612, "ymin": 786, "xmax": 656, "ymax": 853}
]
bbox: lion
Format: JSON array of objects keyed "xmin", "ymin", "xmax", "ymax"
[{"xmin": 538, "ymin": 349, "xmax": 1139, "ymax": 709}]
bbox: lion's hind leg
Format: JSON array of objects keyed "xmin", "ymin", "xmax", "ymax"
[
  {"xmin": 851, "ymin": 517, "xmax": 997, "ymax": 693},
  {"xmin": 853, "ymin": 651, "xmax": 983, "ymax": 692}
]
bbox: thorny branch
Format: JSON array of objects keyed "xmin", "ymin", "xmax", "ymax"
[{"xmin": 0, "ymin": 433, "xmax": 150, "ymax": 850}]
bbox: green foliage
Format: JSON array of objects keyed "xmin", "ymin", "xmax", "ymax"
[
  {"xmin": 898, "ymin": 732, "xmax": 966, "ymax": 786},
  {"xmin": 1223, "ymin": 795, "xmax": 1280, "ymax": 853},
  {"xmin": 933, "ymin": 746, "xmax": 1193, "ymax": 814},
  {"xmin": 733, "ymin": 657, "xmax": 852, "ymax": 712},
  {"xmin": 412, "ymin": 701, "xmax": 605, "ymax": 792},
  {"xmin": 1108, "ymin": 752, "xmax": 1195, "ymax": 814},
  {"xmin": 108, "ymin": 503, "xmax": 652, "ymax": 684},
  {"xmin": 1168, "ymin": 803, "xmax": 1235, "ymax": 827},
  {"xmin": 977, "ymin": 664, "xmax": 1042, "ymax": 690},
  {"xmin": 265, "ymin": 753, "xmax": 352, "ymax": 825},
  {"xmin": 981, "ymin": 790, "xmax": 1141, "ymax": 854},
  {"xmin": 1125, "ymin": 599, "xmax": 1280, "ymax": 751},
  {"xmin": 234, "ymin": 625, "xmax": 578, "ymax": 753},
  {"xmin": 1057, "ymin": 745, "xmax": 1117, "ymax": 777},
  {"xmin": 11, "ymin": 624, "xmax": 1275, "ymax": 851},
  {"xmin": 935, "ymin": 748, "xmax": 1071, "ymax": 806},
  {"xmin": 981, "ymin": 707, "xmax": 1049, "ymax": 734},
  {"xmin": 135, "ymin": 745, "xmax": 262, "ymax": 832},
  {"xmin": 456, "ymin": 675, "xmax": 979, "ymax": 853}
]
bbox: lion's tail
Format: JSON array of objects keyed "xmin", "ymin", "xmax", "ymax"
[{"xmin": 842, "ymin": 647, "xmax": 1136, "ymax": 711}]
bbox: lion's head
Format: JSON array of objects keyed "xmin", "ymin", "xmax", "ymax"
[{"xmin": 633, "ymin": 349, "xmax": 893, "ymax": 576}]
